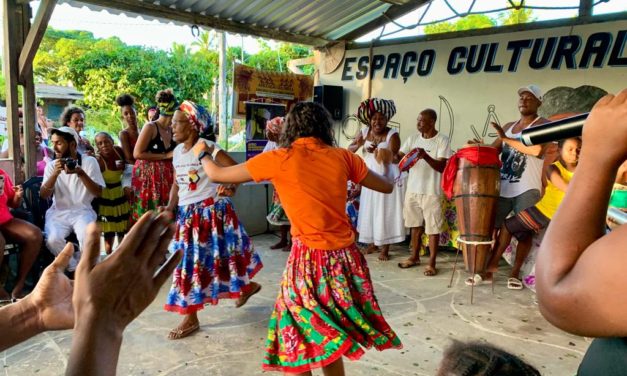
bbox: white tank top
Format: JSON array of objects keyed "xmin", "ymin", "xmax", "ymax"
[{"xmin": 499, "ymin": 118, "xmax": 544, "ymax": 198}]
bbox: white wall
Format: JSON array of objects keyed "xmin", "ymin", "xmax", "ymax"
[{"xmin": 320, "ymin": 20, "xmax": 627, "ymax": 149}]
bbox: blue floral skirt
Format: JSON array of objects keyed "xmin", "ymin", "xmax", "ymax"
[{"xmin": 165, "ymin": 197, "xmax": 263, "ymax": 314}]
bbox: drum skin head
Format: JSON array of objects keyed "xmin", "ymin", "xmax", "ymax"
[{"xmin": 399, "ymin": 148, "xmax": 420, "ymax": 172}]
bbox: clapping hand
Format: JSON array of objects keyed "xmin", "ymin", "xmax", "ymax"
[
  {"xmin": 216, "ymin": 184, "xmax": 237, "ymax": 197},
  {"xmin": 13, "ymin": 185, "xmax": 23, "ymax": 202},
  {"xmin": 72, "ymin": 212, "xmax": 181, "ymax": 334},
  {"xmin": 29, "ymin": 243, "xmax": 75, "ymax": 331},
  {"xmin": 193, "ymin": 140, "xmax": 214, "ymax": 159}
]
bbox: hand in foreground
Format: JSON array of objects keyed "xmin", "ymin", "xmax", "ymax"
[
  {"xmin": 73, "ymin": 211, "xmax": 181, "ymax": 334},
  {"xmin": 29, "ymin": 243, "xmax": 75, "ymax": 331},
  {"xmin": 193, "ymin": 140, "xmax": 214, "ymax": 158},
  {"xmin": 583, "ymin": 89, "xmax": 627, "ymax": 165}
]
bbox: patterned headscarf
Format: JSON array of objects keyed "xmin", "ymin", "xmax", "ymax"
[
  {"xmin": 158, "ymin": 98, "xmax": 178, "ymax": 116},
  {"xmin": 357, "ymin": 98, "xmax": 396, "ymax": 125},
  {"xmin": 179, "ymin": 100, "xmax": 214, "ymax": 136},
  {"xmin": 266, "ymin": 116, "xmax": 284, "ymax": 135}
]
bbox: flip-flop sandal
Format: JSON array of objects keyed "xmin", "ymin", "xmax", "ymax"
[
  {"xmin": 398, "ymin": 260, "xmax": 420, "ymax": 269},
  {"xmin": 168, "ymin": 323, "xmax": 199, "ymax": 340},
  {"xmin": 236, "ymin": 284, "xmax": 262, "ymax": 308},
  {"xmin": 465, "ymin": 274, "xmax": 484, "ymax": 286},
  {"xmin": 423, "ymin": 266, "xmax": 437, "ymax": 276},
  {"xmin": 507, "ymin": 277, "xmax": 524, "ymax": 290}
]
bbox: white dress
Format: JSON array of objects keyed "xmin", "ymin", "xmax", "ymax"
[{"xmin": 357, "ymin": 127, "xmax": 406, "ymax": 246}]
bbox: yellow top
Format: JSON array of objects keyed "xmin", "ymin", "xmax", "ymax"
[{"xmin": 536, "ymin": 161, "xmax": 574, "ymax": 219}]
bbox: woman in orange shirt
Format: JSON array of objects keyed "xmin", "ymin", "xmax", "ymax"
[{"xmin": 192, "ymin": 102, "xmax": 401, "ymax": 375}]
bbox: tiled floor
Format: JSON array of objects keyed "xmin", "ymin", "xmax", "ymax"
[{"xmin": 2, "ymin": 235, "xmax": 587, "ymax": 375}]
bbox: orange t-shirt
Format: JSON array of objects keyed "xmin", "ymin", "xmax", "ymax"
[{"xmin": 246, "ymin": 137, "xmax": 369, "ymax": 250}]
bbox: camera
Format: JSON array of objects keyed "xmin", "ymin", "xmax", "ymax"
[{"xmin": 61, "ymin": 158, "xmax": 78, "ymax": 170}]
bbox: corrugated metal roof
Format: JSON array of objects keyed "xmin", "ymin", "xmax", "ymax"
[{"xmin": 60, "ymin": 0, "xmax": 431, "ymax": 46}]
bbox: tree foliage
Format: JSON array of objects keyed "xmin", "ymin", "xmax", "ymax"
[{"xmin": 424, "ymin": 5, "xmax": 536, "ymax": 35}]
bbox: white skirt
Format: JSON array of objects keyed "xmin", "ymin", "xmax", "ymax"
[{"xmin": 357, "ymin": 161, "xmax": 406, "ymax": 246}]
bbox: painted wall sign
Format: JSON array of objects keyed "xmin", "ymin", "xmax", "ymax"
[{"xmin": 341, "ymin": 30, "xmax": 627, "ymax": 82}]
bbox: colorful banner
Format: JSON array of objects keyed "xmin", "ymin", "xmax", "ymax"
[
  {"xmin": 245, "ymin": 102, "xmax": 286, "ymax": 159},
  {"xmin": 234, "ymin": 64, "xmax": 314, "ymax": 116}
]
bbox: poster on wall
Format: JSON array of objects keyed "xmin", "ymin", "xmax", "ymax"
[
  {"xmin": 245, "ymin": 102, "xmax": 286, "ymax": 160},
  {"xmin": 234, "ymin": 64, "xmax": 313, "ymax": 117}
]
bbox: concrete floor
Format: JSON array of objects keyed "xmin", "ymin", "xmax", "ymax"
[{"xmin": 2, "ymin": 234, "xmax": 588, "ymax": 375}]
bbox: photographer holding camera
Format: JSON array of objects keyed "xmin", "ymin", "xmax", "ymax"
[{"xmin": 41, "ymin": 127, "xmax": 104, "ymax": 273}]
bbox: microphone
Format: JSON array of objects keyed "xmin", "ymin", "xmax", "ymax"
[{"xmin": 519, "ymin": 113, "xmax": 588, "ymax": 146}]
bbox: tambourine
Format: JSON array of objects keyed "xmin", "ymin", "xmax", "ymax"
[{"xmin": 398, "ymin": 148, "xmax": 421, "ymax": 172}]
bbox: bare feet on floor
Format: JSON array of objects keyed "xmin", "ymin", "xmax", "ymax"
[
  {"xmin": 362, "ymin": 244, "xmax": 378, "ymax": 255},
  {"xmin": 168, "ymin": 316, "xmax": 200, "ymax": 340},
  {"xmin": 378, "ymin": 249, "xmax": 390, "ymax": 261},
  {"xmin": 423, "ymin": 264, "xmax": 438, "ymax": 276},
  {"xmin": 11, "ymin": 282, "xmax": 27, "ymax": 300},
  {"xmin": 398, "ymin": 258, "xmax": 420, "ymax": 269}
]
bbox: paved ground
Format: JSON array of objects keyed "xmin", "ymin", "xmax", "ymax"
[{"xmin": 2, "ymin": 234, "xmax": 588, "ymax": 375}]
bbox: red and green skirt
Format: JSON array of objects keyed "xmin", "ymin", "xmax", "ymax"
[
  {"xmin": 130, "ymin": 159, "xmax": 173, "ymax": 224},
  {"xmin": 262, "ymin": 239, "xmax": 402, "ymax": 373}
]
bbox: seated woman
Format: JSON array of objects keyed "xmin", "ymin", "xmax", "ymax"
[{"xmin": 0, "ymin": 168, "xmax": 43, "ymax": 301}]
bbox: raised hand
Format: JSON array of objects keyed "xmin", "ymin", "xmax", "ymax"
[
  {"xmin": 72, "ymin": 212, "xmax": 181, "ymax": 333},
  {"xmin": 30, "ymin": 243, "xmax": 75, "ymax": 331}
]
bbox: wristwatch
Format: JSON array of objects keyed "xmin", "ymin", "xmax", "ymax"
[{"xmin": 198, "ymin": 150, "xmax": 211, "ymax": 162}]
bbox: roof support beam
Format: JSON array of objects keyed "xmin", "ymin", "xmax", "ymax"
[
  {"xmin": 73, "ymin": 0, "xmax": 330, "ymax": 46},
  {"xmin": 339, "ymin": 0, "xmax": 431, "ymax": 41},
  {"xmin": 18, "ymin": 0, "xmax": 57, "ymax": 84},
  {"xmin": 579, "ymin": 0, "xmax": 594, "ymax": 18}
]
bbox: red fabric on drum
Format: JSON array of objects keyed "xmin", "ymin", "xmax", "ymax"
[{"xmin": 441, "ymin": 147, "xmax": 502, "ymax": 199}]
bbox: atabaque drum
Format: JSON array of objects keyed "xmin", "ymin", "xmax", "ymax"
[{"xmin": 452, "ymin": 145, "xmax": 501, "ymax": 274}]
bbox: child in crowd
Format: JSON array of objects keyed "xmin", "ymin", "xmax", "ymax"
[
  {"xmin": 163, "ymin": 101, "xmax": 262, "ymax": 340},
  {"xmin": 192, "ymin": 102, "xmax": 401, "ymax": 374},
  {"xmin": 437, "ymin": 340, "xmax": 540, "ymax": 375},
  {"xmin": 468, "ymin": 137, "xmax": 581, "ymax": 289},
  {"xmin": 94, "ymin": 132, "xmax": 131, "ymax": 254}
]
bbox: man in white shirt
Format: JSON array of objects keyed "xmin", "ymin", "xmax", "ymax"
[
  {"xmin": 397, "ymin": 109, "xmax": 451, "ymax": 276},
  {"xmin": 40, "ymin": 127, "xmax": 104, "ymax": 272}
]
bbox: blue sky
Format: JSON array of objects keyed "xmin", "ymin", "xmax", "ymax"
[{"xmin": 4, "ymin": 0, "xmax": 626, "ymax": 52}]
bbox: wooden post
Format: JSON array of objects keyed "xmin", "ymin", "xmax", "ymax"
[
  {"xmin": 20, "ymin": 2, "xmax": 38, "ymax": 181},
  {"xmin": 217, "ymin": 31, "xmax": 228, "ymax": 147},
  {"xmin": 3, "ymin": 0, "xmax": 22, "ymax": 182}
]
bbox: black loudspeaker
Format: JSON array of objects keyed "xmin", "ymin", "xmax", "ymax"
[{"xmin": 314, "ymin": 85, "xmax": 343, "ymax": 120}]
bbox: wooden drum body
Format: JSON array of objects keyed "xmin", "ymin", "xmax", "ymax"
[{"xmin": 452, "ymin": 146, "xmax": 501, "ymax": 274}]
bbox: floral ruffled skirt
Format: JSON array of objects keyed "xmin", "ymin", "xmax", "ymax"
[
  {"xmin": 164, "ymin": 197, "xmax": 262, "ymax": 314},
  {"xmin": 263, "ymin": 239, "xmax": 401, "ymax": 373}
]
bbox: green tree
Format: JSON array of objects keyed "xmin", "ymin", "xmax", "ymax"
[
  {"xmin": 424, "ymin": 14, "xmax": 496, "ymax": 34},
  {"xmin": 498, "ymin": 7, "xmax": 536, "ymax": 25},
  {"xmin": 424, "ymin": 4, "xmax": 536, "ymax": 35}
]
